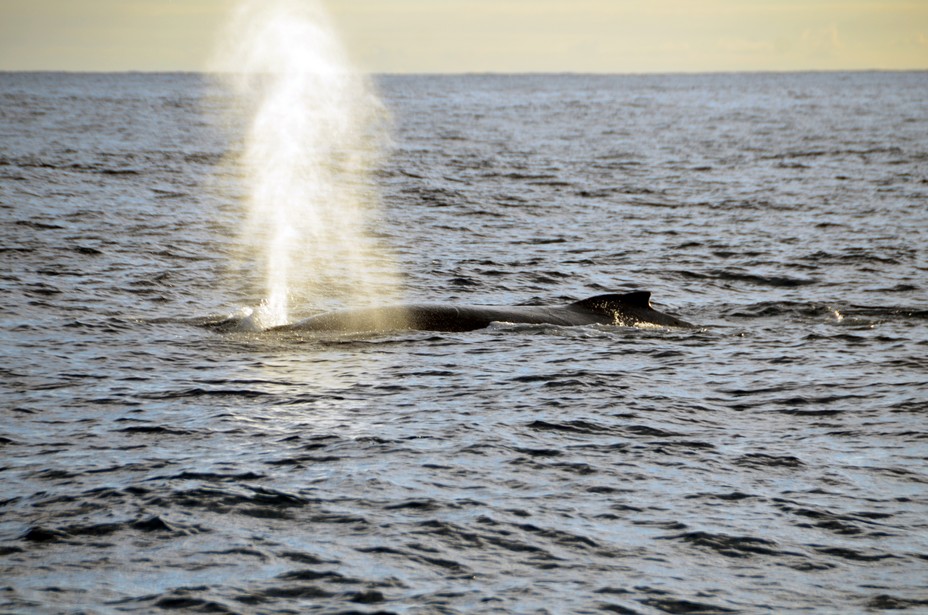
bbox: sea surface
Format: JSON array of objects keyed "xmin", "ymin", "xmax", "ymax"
[{"xmin": 1, "ymin": 71, "xmax": 927, "ymax": 614}]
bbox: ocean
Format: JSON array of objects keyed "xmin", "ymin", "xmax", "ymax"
[{"xmin": 1, "ymin": 71, "xmax": 926, "ymax": 614}]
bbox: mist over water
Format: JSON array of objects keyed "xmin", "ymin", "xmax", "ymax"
[{"xmin": 211, "ymin": 0, "xmax": 400, "ymax": 328}]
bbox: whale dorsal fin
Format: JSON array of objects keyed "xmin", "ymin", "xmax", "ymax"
[{"xmin": 569, "ymin": 291, "xmax": 652, "ymax": 312}]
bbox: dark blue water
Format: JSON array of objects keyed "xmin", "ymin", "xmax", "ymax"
[{"xmin": 1, "ymin": 71, "xmax": 927, "ymax": 614}]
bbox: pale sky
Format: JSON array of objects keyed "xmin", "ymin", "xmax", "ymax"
[{"xmin": 0, "ymin": 0, "xmax": 926, "ymax": 73}]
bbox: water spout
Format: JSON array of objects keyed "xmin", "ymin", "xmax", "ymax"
[{"xmin": 211, "ymin": 0, "xmax": 401, "ymax": 328}]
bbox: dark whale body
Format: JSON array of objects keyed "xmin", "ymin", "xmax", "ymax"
[{"xmin": 273, "ymin": 291, "xmax": 692, "ymax": 333}]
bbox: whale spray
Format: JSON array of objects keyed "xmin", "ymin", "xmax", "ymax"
[{"xmin": 211, "ymin": 0, "xmax": 402, "ymax": 329}]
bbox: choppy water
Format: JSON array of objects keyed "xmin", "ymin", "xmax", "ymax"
[{"xmin": 2, "ymin": 71, "xmax": 927, "ymax": 614}]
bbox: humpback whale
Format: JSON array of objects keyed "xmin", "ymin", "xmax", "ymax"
[{"xmin": 271, "ymin": 291, "xmax": 692, "ymax": 333}]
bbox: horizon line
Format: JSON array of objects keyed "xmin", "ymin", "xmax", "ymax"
[{"xmin": 1, "ymin": 67, "xmax": 926, "ymax": 77}]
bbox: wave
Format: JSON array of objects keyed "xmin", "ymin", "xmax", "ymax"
[{"xmin": 717, "ymin": 300, "xmax": 928, "ymax": 323}]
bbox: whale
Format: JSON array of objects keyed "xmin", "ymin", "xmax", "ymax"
[{"xmin": 270, "ymin": 291, "xmax": 692, "ymax": 333}]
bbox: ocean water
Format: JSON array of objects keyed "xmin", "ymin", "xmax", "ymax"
[{"xmin": 1, "ymin": 71, "xmax": 927, "ymax": 614}]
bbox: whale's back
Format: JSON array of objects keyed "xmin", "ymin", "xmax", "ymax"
[
  {"xmin": 274, "ymin": 291, "xmax": 691, "ymax": 333},
  {"xmin": 282, "ymin": 304, "xmax": 583, "ymax": 332}
]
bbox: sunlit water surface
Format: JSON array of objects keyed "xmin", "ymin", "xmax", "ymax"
[{"xmin": 1, "ymin": 72, "xmax": 927, "ymax": 614}]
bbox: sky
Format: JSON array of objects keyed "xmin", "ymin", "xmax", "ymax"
[{"xmin": 0, "ymin": 0, "xmax": 926, "ymax": 73}]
